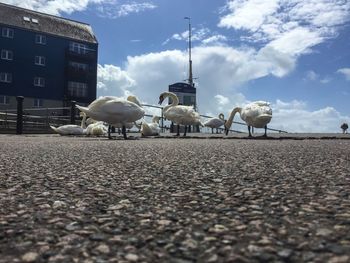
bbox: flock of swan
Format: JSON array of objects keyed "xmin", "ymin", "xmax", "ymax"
[{"xmin": 49, "ymin": 91, "xmax": 273, "ymax": 139}]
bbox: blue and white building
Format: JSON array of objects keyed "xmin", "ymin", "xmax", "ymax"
[{"xmin": 0, "ymin": 3, "xmax": 98, "ymax": 110}]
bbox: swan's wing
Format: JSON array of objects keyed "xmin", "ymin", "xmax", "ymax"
[
  {"xmin": 165, "ymin": 106, "xmax": 202, "ymax": 125},
  {"xmin": 245, "ymin": 103, "xmax": 272, "ymax": 116},
  {"xmin": 87, "ymin": 96, "xmax": 117, "ymax": 110},
  {"xmin": 204, "ymin": 117, "xmax": 225, "ymax": 128},
  {"xmin": 165, "ymin": 105, "xmax": 194, "ymax": 118},
  {"xmin": 96, "ymin": 100, "xmax": 144, "ymax": 115}
]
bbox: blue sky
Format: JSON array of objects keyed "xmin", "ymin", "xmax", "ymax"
[{"xmin": 3, "ymin": 0, "xmax": 350, "ymax": 132}]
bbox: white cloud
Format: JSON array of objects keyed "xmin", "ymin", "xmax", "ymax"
[
  {"xmin": 270, "ymin": 100, "xmax": 350, "ymax": 133},
  {"xmin": 99, "ymin": 1, "xmax": 157, "ymax": 18},
  {"xmin": 306, "ymin": 70, "xmax": 318, "ymax": 81},
  {"xmin": 202, "ymin": 35, "xmax": 228, "ymax": 46},
  {"xmin": 304, "ymin": 70, "xmax": 331, "ymax": 84},
  {"xmin": 2, "ymin": 0, "xmax": 103, "ymax": 15},
  {"xmin": 97, "ymin": 64, "xmax": 136, "ymax": 97},
  {"xmin": 337, "ymin": 68, "xmax": 350, "ymax": 81},
  {"xmin": 218, "ymin": 0, "xmax": 350, "ymax": 56},
  {"xmin": 215, "ymin": 94, "xmax": 230, "ymax": 106},
  {"xmin": 267, "ymin": 27, "xmax": 323, "ymax": 55},
  {"xmin": 2, "ymin": 0, "xmax": 157, "ymax": 17},
  {"xmin": 163, "ymin": 27, "xmax": 211, "ymax": 45},
  {"xmin": 320, "ymin": 77, "xmax": 331, "ymax": 84},
  {"xmin": 97, "ymin": 54, "xmax": 350, "ymax": 133},
  {"xmin": 96, "ymin": 45, "xmax": 294, "ymax": 121},
  {"xmin": 163, "ymin": 27, "xmax": 230, "ymax": 46},
  {"xmin": 219, "ymin": 0, "xmax": 279, "ymax": 32}
]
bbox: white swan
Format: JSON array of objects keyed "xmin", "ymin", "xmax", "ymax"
[
  {"xmin": 158, "ymin": 91, "xmax": 203, "ymax": 136},
  {"xmin": 50, "ymin": 113, "xmax": 86, "ymax": 136},
  {"xmin": 76, "ymin": 95, "xmax": 145, "ymax": 139},
  {"xmin": 204, "ymin": 113, "xmax": 225, "ymax": 134},
  {"xmin": 141, "ymin": 116, "xmax": 161, "ymax": 137},
  {"xmin": 85, "ymin": 121, "xmax": 108, "ymax": 136},
  {"xmin": 225, "ymin": 101, "xmax": 272, "ymax": 137}
]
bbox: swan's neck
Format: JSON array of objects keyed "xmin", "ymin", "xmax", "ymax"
[
  {"xmin": 225, "ymin": 107, "xmax": 241, "ymax": 130},
  {"xmin": 152, "ymin": 116, "xmax": 160, "ymax": 123},
  {"xmin": 163, "ymin": 93, "xmax": 179, "ymax": 112},
  {"xmin": 218, "ymin": 113, "xmax": 224, "ymax": 121},
  {"xmin": 80, "ymin": 113, "xmax": 87, "ymax": 129}
]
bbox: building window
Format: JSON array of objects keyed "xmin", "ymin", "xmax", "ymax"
[
  {"xmin": 34, "ymin": 98, "xmax": 43, "ymax": 107},
  {"xmin": 35, "ymin": 34, "xmax": 46, "ymax": 44},
  {"xmin": 34, "ymin": 77, "xmax": 45, "ymax": 87},
  {"xmin": 69, "ymin": 61, "xmax": 88, "ymax": 71},
  {"xmin": 2, "ymin": 28, "xmax": 14, "ymax": 38},
  {"xmin": 0, "ymin": 72, "xmax": 12, "ymax": 83},
  {"xmin": 0, "ymin": 95, "xmax": 10, "ymax": 105},
  {"xmin": 35, "ymin": 56, "xmax": 45, "ymax": 66},
  {"xmin": 68, "ymin": 81, "xmax": 88, "ymax": 97},
  {"xmin": 1, "ymin": 50, "xmax": 13, "ymax": 60},
  {"xmin": 69, "ymin": 42, "xmax": 88, "ymax": 54}
]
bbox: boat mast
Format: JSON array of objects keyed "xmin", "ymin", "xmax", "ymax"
[{"xmin": 184, "ymin": 17, "xmax": 193, "ymax": 87}]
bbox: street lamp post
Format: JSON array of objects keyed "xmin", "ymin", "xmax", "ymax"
[{"xmin": 184, "ymin": 17, "xmax": 193, "ymax": 88}]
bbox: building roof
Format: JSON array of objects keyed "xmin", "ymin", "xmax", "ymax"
[{"xmin": 0, "ymin": 3, "xmax": 97, "ymax": 44}]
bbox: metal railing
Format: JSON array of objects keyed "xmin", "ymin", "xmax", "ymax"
[{"xmin": 0, "ymin": 96, "xmax": 288, "ymax": 135}]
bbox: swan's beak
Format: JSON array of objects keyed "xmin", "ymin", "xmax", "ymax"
[{"xmin": 158, "ymin": 95, "xmax": 164, "ymax": 105}]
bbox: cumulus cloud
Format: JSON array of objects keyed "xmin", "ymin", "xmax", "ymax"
[
  {"xmin": 96, "ymin": 45, "xmax": 294, "ymax": 121},
  {"xmin": 218, "ymin": 0, "xmax": 350, "ymax": 56},
  {"xmin": 337, "ymin": 68, "xmax": 350, "ymax": 81},
  {"xmin": 215, "ymin": 94, "xmax": 230, "ymax": 106},
  {"xmin": 97, "ymin": 64, "xmax": 136, "ymax": 97},
  {"xmin": 97, "ymin": 56, "xmax": 350, "ymax": 133},
  {"xmin": 270, "ymin": 100, "xmax": 350, "ymax": 133},
  {"xmin": 2, "ymin": 0, "xmax": 157, "ymax": 17}
]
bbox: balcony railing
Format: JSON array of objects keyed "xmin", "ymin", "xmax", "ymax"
[{"xmin": 65, "ymin": 48, "xmax": 96, "ymax": 61}]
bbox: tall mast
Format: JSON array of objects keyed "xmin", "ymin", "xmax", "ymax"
[{"xmin": 184, "ymin": 17, "xmax": 193, "ymax": 87}]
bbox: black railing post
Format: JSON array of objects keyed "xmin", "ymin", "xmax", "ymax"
[
  {"xmin": 70, "ymin": 101, "xmax": 76, "ymax": 124},
  {"xmin": 161, "ymin": 108, "xmax": 164, "ymax": 133},
  {"xmin": 16, "ymin": 96, "xmax": 24, "ymax": 134}
]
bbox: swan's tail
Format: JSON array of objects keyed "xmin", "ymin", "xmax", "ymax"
[
  {"xmin": 50, "ymin": 125, "xmax": 59, "ymax": 133},
  {"xmin": 257, "ymin": 114, "xmax": 272, "ymax": 123},
  {"xmin": 76, "ymin": 104, "xmax": 90, "ymax": 114}
]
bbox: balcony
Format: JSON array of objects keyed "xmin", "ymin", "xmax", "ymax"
[{"xmin": 65, "ymin": 48, "xmax": 96, "ymax": 61}]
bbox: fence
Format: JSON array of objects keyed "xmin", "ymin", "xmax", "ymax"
[{"xmin": 0, "ymin": 96, "xmax": 287, "ymax": 135}]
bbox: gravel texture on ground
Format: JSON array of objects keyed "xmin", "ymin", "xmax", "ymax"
[{"xmin": 0, "ymin": 135, "xmax": 349, "ymax": 263}]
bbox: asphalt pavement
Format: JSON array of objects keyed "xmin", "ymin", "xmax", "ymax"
[{"xmin": 0, "ymin": 134, "xmax": 349, "ymax": 262}]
